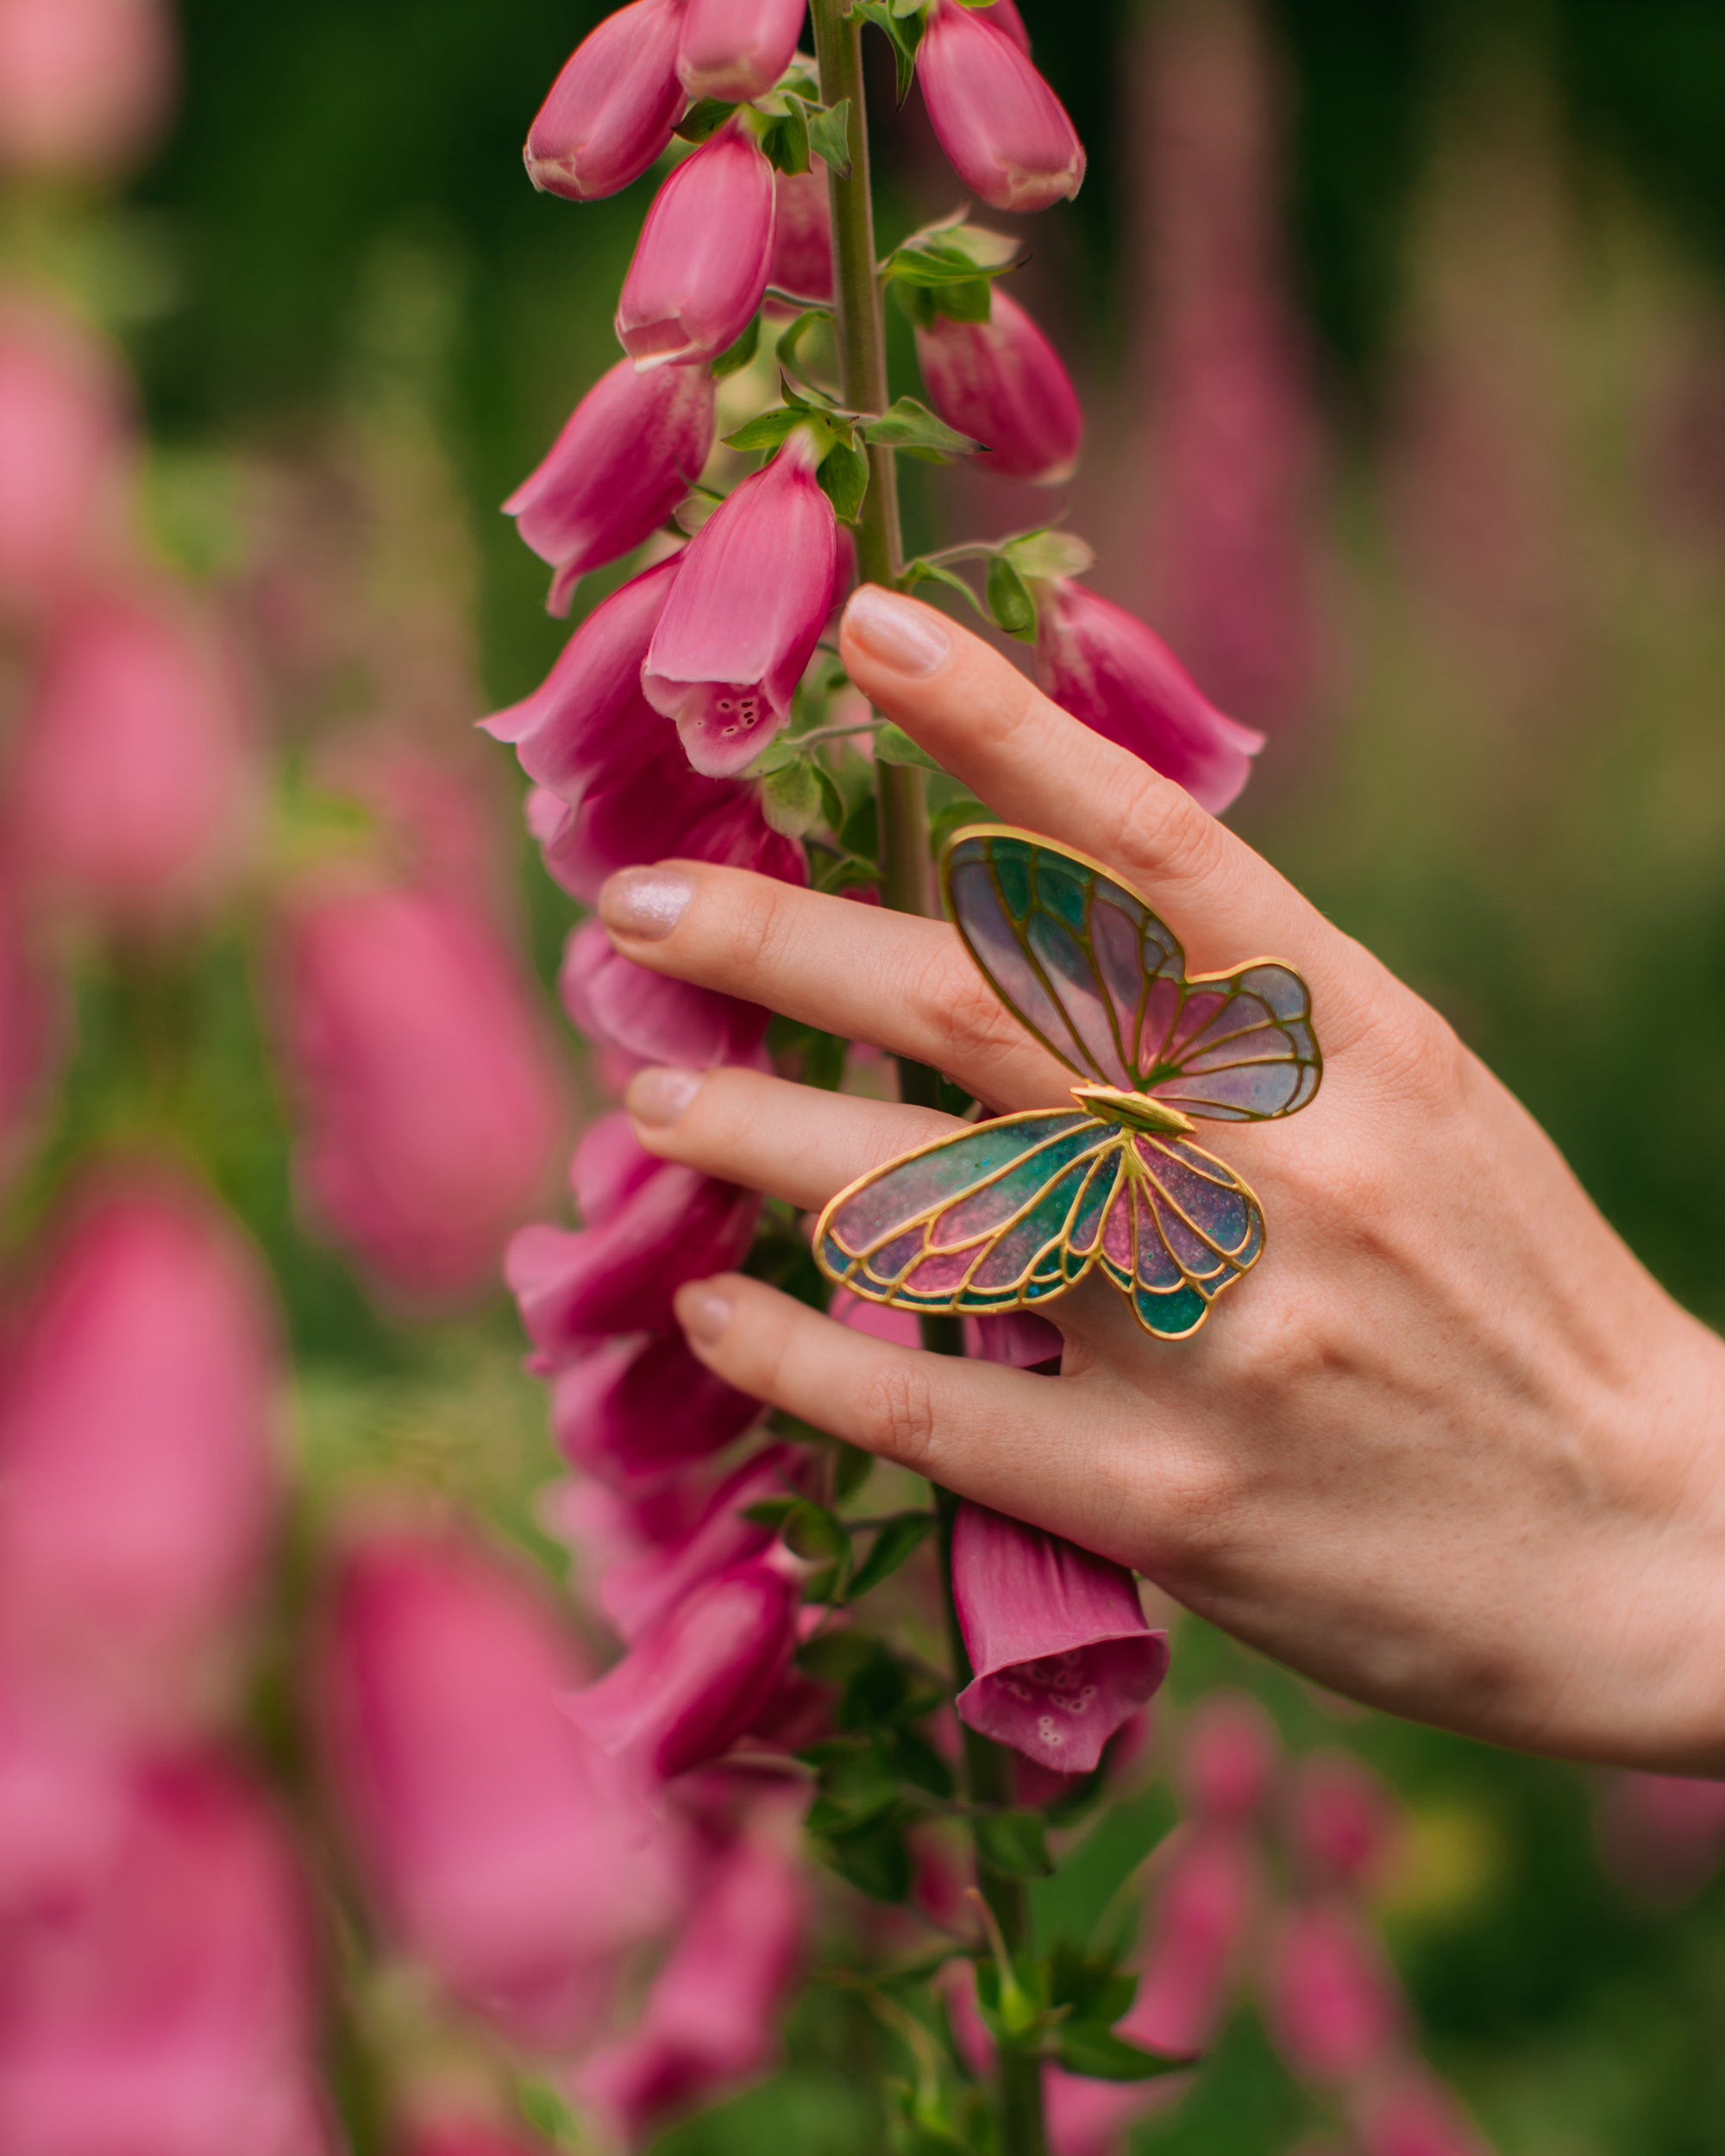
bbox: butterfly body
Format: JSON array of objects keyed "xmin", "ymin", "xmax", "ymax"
[{"xmin": 814, "ymin": 828, "xmax": 1321, "ymax": 1342}]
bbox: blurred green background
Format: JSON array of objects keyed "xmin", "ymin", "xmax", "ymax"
[{"xmin": 66, "ymin": 0, "xmax": 1725, "ymax": 2147}]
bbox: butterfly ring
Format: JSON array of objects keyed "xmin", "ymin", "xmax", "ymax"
[{"xmin": 813, "ymin": 826, "xmax": 1322, "ymax": 1340}]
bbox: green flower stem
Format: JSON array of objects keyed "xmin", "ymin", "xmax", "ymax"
[{"xmin": 809, "ymin": 7, "xmax": 1048, "ymax": 2148}]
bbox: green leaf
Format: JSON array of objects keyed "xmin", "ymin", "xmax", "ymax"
[
  {"xmin": 724, "ymin": 404, "xmax": 806, "ymax": 454},
  {"xmin": 862, "ymin": 396, "xmax": 980, "ymax": 461},
  {"xmin": 741, "ymin": 1496, "xmax": 800, "ymax": 1532},
  {"xmin": 975, "ymin": 1809, "xmax": 1055, "ymax": 1879},
  {"xmin": 931, "ymin": 277, "xmax": 994, "ymax": 323},
  {"xmin": 805, "ymin": 1738, "xmax": 903, "ymax": 1830},
  {"xmin": 710, "ymin": 312, "xmax": 761, "ymax": 379},
  {"xmin": 811, "ymin": 848, "xmax": 881, "ymax": 893},
  {"xmin": 782, "ymin": 1498, "xmax": 850, "ymax": 1564},
  {"xmin": 813, "ymin": 1814, "xmax": 914, "ymax": 1900},
  {"xmin": 761, "ymin": 757, "xmax": 824, "ymax": 837},
  {"xmin": 900, "ymin": 556, "xmax": 988, "ymax": 617},
  {"xmin": 800, "ymin": 1027, "xmax": 849, "ymax": 1089},
  {"xmin": 1052, "ymin": 2024, "xmax": 1189, "ymax": 2084},
  {"xmin": 805, "ymin": 95, "xmax": 854, "ymax": 177},
  {"xmin": 1003, "ymin": 525, "xmax": 1096, "ymax": 580},
  {"xmin": 928, "ymin": 792, "xmax": 992, "ymax": 852},
  {"xmin": 833, "ymin": 1441, "xmax": 875, "ymax": 1502},
  {"xmin": 853, "ymin": 0, "xmax": 923, "ymax": 101},
  {"xmin": 818, "ymin": 436, "xmax": 870, "ymax": 523},
  {"xmin": 675, "ymin": 97, "xmax": 737, "ymax": 143},
  {"xmin": 762, "ymin": 98, "xmax": 811, "ymax": 173},
  {"xmin": 517, "ymin": 2079, "xmax": 582, "ymax": 2147},
  {"xmin": 985, "ymin": 551, "xmax": 1038, "ymax": 638},
  {"xmin": 874, "ymin": 724, "xmax": 945, "ymax": 773},
  {"xmin": 848, "ymin": 1510, "xmax": 938, "ymax": 1599}
]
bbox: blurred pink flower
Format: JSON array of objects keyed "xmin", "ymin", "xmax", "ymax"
[
  {"xmin": 915, "ymin": 288, "xmax": 1082, "ymax": 484},
  {"xmin": 561, "ymin": 1558, "xmax": 800, "ymax": 1783},
  {"xmin": 1033, "ymin": 577, "xmax": 1263, "ymax": 815},
  {"xmin": 282, "ymin": 883, "xmax": 565, "ymax": 1303},
  {"xmin": 524, "ymin": 0, "xmax": 688, "ymax": 202},
  {"xmin": 560, "ymin": 915, "xmax": 768, "ymax": 1070},
  {"xmin": 1128, "ymin": 1822, "xmax": 1258, "ymax": 2057},
  {"xmin": 0, "ymin": 304, "xmax": 133, "ymax": 613},
  {"xmin": 0, "ymin": 874, "xmax": 59, "ymax": 1181},
  {"xmin": 316, "ymin": 1527, "xmax": 677, "ymax": 2048},
  {"xmin": 1265, "ymin": 1898, "xmax": 1404, "ymax": 2084},
  {"xmin": 0, "ymin": 1175, "xmax": 278, "ymax": 1726},
  {"xmin": 917, "ymin": 0, "xmax": 1084, "ymax": 215},
  {"xmin": 676, "ymin": 0, "xmax": 806, "ymax": 103},
  {"xmin": 570, "ymin": 1798, "xmax": 807, "ymax": 2147},
  {"xmin": 507, "ymin": 1112, "xmax": 757, "ymax": 1353},
  {"xmin": 950, "ymin": 1502, "xmax": 1168, "ymax": 1774},
  {"xmin": 483, "ymin": 553, "xmax": 680, "ymax": 802},
  {"xmin": 546, "ymin": 1329, "xmax": 762, "ymax": 1491},
  {"xmin": 0, "ymin": 0, "xmax": 177, "ymax": 179},
  {"xmin": 405, "ymin": 2125, "xmax": 547, "ymax": 2156},
  {"xmin": 503, "ymin": 361, "xmax": 713, "ymax": 615},
  {"xmin": 0, "ymin": 1753, "xmax": 327, "ymax": 2156},
  {"xmin": 1597, "ymin": 1770, "xmax": 1725, "ymax": 1902},
  {"xmin": 10, "ymin": 586, "xmax": 260, "ymax": 925},
  {"xmin": 616, "ymin": 122, "xmax": 775, "ymax": 370},
  {"xmin": 767, "ymin": 169, "xmax": 833, "ymax": 304},
  {"xmin": 1178, "ymin": 1690, "xmax": 1279, "ymax": 1823},
  {"xmin": 1288, "ymin": 1753, "xmax": 1401, "ymax": 1890},
  {"xmin": 643, "ymin": 428, "xmax": 837, "ymax": 776},
  {"xmin": 1357, "ymin": 2070, "xmax": 1490, "ymax": 2156}
]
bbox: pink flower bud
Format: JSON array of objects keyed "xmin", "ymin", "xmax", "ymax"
[
  {"xmin": 315, "ymin": 1527, "xmax": 677, "ymax": 2048},
  {"xmin": 0, "ymin": 304, "xmax": 133, "ymax": 613},
  {"xmin": 1358, "ymin": 2071, "xmax": 1490, "ymax": 2156},
  {"xmin": 0, "ymin": 1175, "xmax": 278, "ymax": 1726},
  {"xmin": 483, "ymin": 554, "xmax": 680, "ymax": 801},
  {"xmin": 767, "ymin": 168, "xmax": 833, "ymax": 303},
  {"xmin": 570, "ymin": 1800, "xmax": 807, "ymax": 2145},
  {"xmin": 617, "ymin": 122, "xmax": 775, "ymax": 370},
  {"xmin": 503, "ymin": 361, "xmax": 713, "ymax": 615},
  {"xmin": 1033, "ymin": 577, "xmax": 1264, "ymax": 816},
  {"xmin": 12, "ymin": 586, "xmax": 260, "ymax": 925},
  {"xmin": 1288, "ymin": 1753, "xmax": 1401, "ymax": 1890},
  {"xmin": 506, "ymin": 1112, "xmax": 758, "ymax": 1354},
  {"xmin": 547, "ymin": 1330, "xmax": 762, "ymax": 1491},
  {"xmin": 1128, "ymin": 1824, "xmax": 1258, "ymax": 2058},
  {"xmin": 560, "ymin": 915, "xmax": 768, "ymax": 1069},
  {"xmin": 643, "ymin": 429, "xmax": 837, "ymax": 775},
  {"xmin": 0, "ymin": 1754, "xmax": 326, "ymax": 2156},
  {"xmin": 1265, "ymin": 1899, "xmax": 1403, "ymax": 2084},
  {"xmin": 915, "ymin": 287, "xmax": 1082, "ymax": 483},
  {"xmin": 0, "ymin": 0, "xmax": 177, "ymax": 180},
  {"xmin": 281, "ymin": 886, "xmax": 565, "ymax": 1304},
  {"xmin": 1178, "ymin": 1690, "xmax": 1278, "ymax": 1822},
  {"xmin": 676, "ymin": 0, "xmax": 806, "ymax": 103},
  {"xmin": 950, "ymin": 1502, "xmax": 1168, "ymax": 1774},
  {"xmin": 561, "ymin": 1560, "xmax": 800, "ymax": 1783},
  {"xmin": 917, "ymin": 0, "xmax": 1085, "ymax": 215},
  {"xmin": 524, "ymin": 0, "xmax": 688, "ymax": 203}
]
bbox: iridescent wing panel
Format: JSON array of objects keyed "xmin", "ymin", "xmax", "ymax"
[
  {"xmin": 1145, "ymin": 962, "xmax": 1320, "ymax": 1122},
  {"xmin": 944, "ymin": 829, "xmax": 1184, "ymax": 1092},
  {"xmin": 1094, "ymin": 1135, "xmax": 1267, "ymax": 1339},
  {"xmin": 815, "ymin": 1109, "xmax": 1125, "ymax": 1313}
]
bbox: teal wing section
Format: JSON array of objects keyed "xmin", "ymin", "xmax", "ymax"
[{"xmin": 1092, "ymin": 1135, "xmax": 1268, "ymax": 1339}]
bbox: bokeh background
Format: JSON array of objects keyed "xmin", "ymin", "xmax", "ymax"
[{"xmin": 4, "ymin": 0, "xmax": 1725, "ymax": 2151}]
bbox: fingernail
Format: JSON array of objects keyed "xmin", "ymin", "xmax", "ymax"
[
  {"xmin": 599, "ymin": 866, "xmax": 693, "ymax": 941},
  {"xmin": 843, "ymin": 585, "xmax": 950, "ymax": 677},
  {"xmin": 677, "ymin": 1281, "xmax": 732, "ymax": 1345},
  {"xmin": 628, "ymin": 1065, "xmax": 705, "ymax": 1128}
]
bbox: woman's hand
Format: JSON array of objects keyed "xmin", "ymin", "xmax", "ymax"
[{"xmin": 597, "ymin": 585, "xmax": 1725, "ymax": 1774}]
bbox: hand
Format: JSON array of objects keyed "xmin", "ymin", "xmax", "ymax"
[{"xmin": 598, "ymin": 585, "xmax": 1725, "ymax": 1774}]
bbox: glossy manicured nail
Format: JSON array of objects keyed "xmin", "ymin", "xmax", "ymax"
[
  {"xmin": 843, "ymin": 585, "xmax": 950, "ymax": 677},
  {"xmin": 628, "ymin": 1065, "xmax": 705, "ymax": 1128},
  {"xmin": 677, "ymin": 1281, "xmax": 733, "ymax": 1345},
  {"xmin": 599, "ymin": 866, "xmax": 694, "ymax": 941}
]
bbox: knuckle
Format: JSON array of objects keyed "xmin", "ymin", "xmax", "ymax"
[
  {"xmin": 856, "ymin": 1356, "xmax": 941, "ymax": 1471},
  {"xmin": 907, "ymin": 946, "xmax": 1026, "ymax": 1070},
  {"xmin": 1107, "ymin": 774, "xmax": 1229, "ymax": 896},
  {"xmin": 714, "ymin": 871, "xmax": 797, "ymax": 984}
]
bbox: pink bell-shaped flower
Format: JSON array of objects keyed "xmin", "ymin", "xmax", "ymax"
[
  {"xmin": 546, "ymin": 1331, "xmax": 762, "ymax": 1492},
  {"xmin": 950, "ymin": 1502, "xmax": 1168, "ymax": 1774},
  {"xmin": 502, "ymin": 361, "xmax": 713, "ymax": 615},
  {"xmin": 676, "ymin": 0, "xmax": 806, "ymax": 103},
  {"xmin": 616, "ymin": 120, "xmax": 775, "ymax": 370},
  {"xmin": 524, "ymin": 0, "xmax": 689, "ymax": 202},
  {"xmin": 0, "ymin": 0, "xmax": 177, "ymax": 180},
  {"xmin": 560, "ymin": 1558, "xmax": 800, "ymax": 1783},
  {"xmin": 532, "ymin": 759, "xmax": 806, "ymax": 903},
  {"xmin": 0, "ymin": 303, "xmax": 133, "ymax": 614},
  {"xmin": 916, "ymin": 0, "xmax": 1084, "ymax": 215},
  {"xmin": 1033, "ymin": 576, "xmax": 1264, "ymax": 816},
  {"xmin": 767, "ymin": 168, "xmax": 833, "ymax": 304},
  {"xmin": 643, "ymin": 427, "xmax": 837, "ymax": 776},
  {"xmin": 560, "ymin": 916, "xmax": 768, "ymax": 1071},
  {"xmin": 1178, "ymin": 1689, "xmax": 1279, "ymax": 1822},
  {"xmin": 315, "ymin": 1526, "xmax": 678, "ymax": 2049},
  {"xmin": 482, "ymin": 554, "xmax": 681, "ymax": 801},
  {"xmin": 1128, "ymin": 1822, "xmax": 1259, "ymax": 2059},
  {"xmin": 1264, "ymin": 1899, "xmax": 1404, "ymax": 2084},
  {"xmin": 914, "ymin": 287, "xmax": 1082, "ymax": 484},
  {"xmin": 280, "ymin": 883, "xmax": 565, "ymax": 1304}
]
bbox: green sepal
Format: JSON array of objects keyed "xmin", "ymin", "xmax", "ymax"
[
  {"xmin": 724, "ymin": 405, "xmax": 807, "ymax": 454},
  {"xmin": 852, "ymin": 0, "xmax": 924, "ymax": 101},
  {"xmin": 974, "ymin": 1808, "xmax": 1055, "ymax": 1879},
  {"xmin": 675, "ymin": 97, "xmax": 737, "ymax": 143},
  {"xmin": 761, "ymin": 756, "xmax": 825, "ymax": 837},
  {"xmin": 781, "ymin": 1497, "xmax": 850, "ymax": 1564},
  {"xmin": 900, "ymin": 555, "xmax": 988, "ymax": 618},
  {"xmin": 710, "ymin": 312, "xmax": 761, "ymax": 379},
  {"xmin": 818, "ymin": 436, "xmax": 871, "ymax": 523},
  {"xmin": 805, "ymin": 94, "xmax": 855, "ymax": 176},
  {"xmin": 761, "ymin": 97, "xmax": 811, "ymax": 173},
  {"xmin": 862, "ymin": 395, "xmax": 980, "ymax": 461},
  {"xmin": 985, "ymin": 551, "xmax": 1038, "ymax": 638},
  {"xmin": 1051, "ymin": 2023, "xmax": 1189, "ymax": 2084},
  {"xmin": 847, "ymin": 1510, "xmax": 938, "ymax": 1599},
  {"xmin": 874, "ymin": 724, "xmax": 945, "ymax": 773},
  {"xmin": 775, "ymin": 304, "xmax": 833, "ymax": 394}
]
